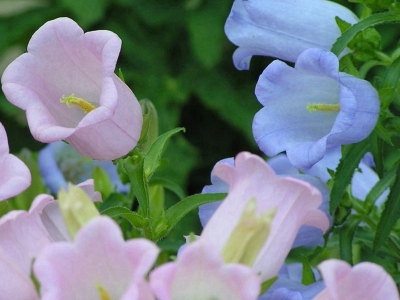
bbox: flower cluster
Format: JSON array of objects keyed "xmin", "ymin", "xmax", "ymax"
[{"xmin": 1, "ymin": 0, "xmax": 400, "ymax": 299}]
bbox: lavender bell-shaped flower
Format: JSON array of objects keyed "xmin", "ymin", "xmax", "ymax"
[
  {"xmin": 225, "ymin": 0, "xmax": 359, "ymax": 70},
  {"xmin": 1, "ymin": 17, "xmax": 143, "ymax": 161},
  {"xmin": 253, "ymin": 48, "xmax": 380, "ymax": 170}
]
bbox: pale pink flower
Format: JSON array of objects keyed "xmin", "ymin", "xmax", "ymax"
[
  {"xmin": 201, "ymin": 152, "xmax": 330, "ymax": 281},
  {"xmin": 0, "ymin": 122, "xmax": 31, "ymax": 201},
  {"xmin": 150, "ymin": 239, "xmax": 260, "ymax": 300},
  {"xmin": 34, "ymin": 216, "xmax": 159, "ymax": 300},
  {"xmin": 0, "ymin": 194, "xmax": 53, "ymax": 298},
  {"xmin": 1, "ymin": 17, "xmax": 143, "ymax": 160},
  {"xmin": 313, "ymin": 259, "xmax": 399, "ymax": 300},
  {"xmin": 0, "ymin": 181, "xmax": 102, "ymax": 297}
]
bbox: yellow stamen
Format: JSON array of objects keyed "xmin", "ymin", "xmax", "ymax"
[
  {"xmin": 96, "ymin": 283, "xmax": 112, "ymax": 300},
  {"xmin": 307, "ymin": 103, "xmax": 340, "ymax": 113},
  {"xmin": 60, "ymin": 93, "xmax": 96, "ymax": 114}
]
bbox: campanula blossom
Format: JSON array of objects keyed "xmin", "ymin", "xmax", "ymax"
[
  {"xmin": 1, "ymin": 17, "xmax": 143, "ymax": 160},
  {"xmin": 34, "ymin": 216, "xmax": 159, "ymax": 300},
  {"xmin": 150, "ymin": 239, "xmax": 260, "ymax": 300},
  {"xmin": 200, "ymin": 152, "xmax": 329, "ymax": 281},
  {"xmin": 313, "ymin": 259, "xmax": 399, "ymax": 300},
  {"xmin": 225, "ymin": 0, "xmax": 358, "ymax": 70},
  {"xmin": 0, "ymin": 195, "xmax": 53, "ymax": 299},
  {"xmin": 200, "ymin": 155, "xmax": 331, "ymax": 248},
  {"xmin": 253, "ymin": 48, "xmax": 380, "ymax": 170},
  {"xmin": 0, "ymin": 122, "xmax": 31, "ymax": 201}
]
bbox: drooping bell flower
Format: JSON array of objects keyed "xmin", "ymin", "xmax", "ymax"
[
  {"xmin": 1, "ymin": 17, "xmax": 143, "ymax": 160},
  {"xmin": 200, "ymin": 152, "xmax": 329, "ymax": 282},
  {"xmin": 199, "ymin": 154, "xmax": 331, "ymax": 249},
  {"xmin": 34, "ymin": 216, "xmax": 159, "ymax": 300},
  {"xmin": 253, "ymin": 48, "xmax": 380, "ymax": 170},
  {"xmin": 225, "ymin": 0, "xmax": 358, "ymax": 70},
  {"xmin": 150, "ymin": 239, "xmax": 260, "ymax": 300},
  {"xmin": 313, "ymin": 259, "xmax": 399, "ymax": 300},
  {"xmin": 0, "ymin": 122, "xmax": 31, "ymax": 201},
  {"xmin": 0, "ymin": 194, "xmax": 53, "ymax": 298}
]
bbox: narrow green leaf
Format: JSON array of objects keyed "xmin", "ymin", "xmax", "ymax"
[
  {"xmin": 335, "ymin": 16, "xmax": 351, "ymax": 34},
  {"xmin": 301, "ymin": 257, "xmax": 316, "ymax": 285},
  {"xmin": 144, "ymin": 127, "xmax": 185, "ymax": 179},
  {"xmin": 164, "ymin": 193, "xmax": 226, "ymax": 235},
  {"xmin": 330, "ymin": 140, "xmax": 370, "ymax": 214},
  {"xmin": 379, "ymin": 55, "xmax": 400, "ymax": 109},
  {"xmin": 148, "ymin": 184, "xmax": 165, "ymax": 220},
  {"xmin": 369, "ymin": 131, "xmax": 384, "ymax": 178},
  {"xmin": 118, "ymin": 68, "xmax": 125, "ymax": 82},
  {"xmin": 260, "ymin": 276, "xmax": 278, "ymax": 295},
  {"xmin": 91, "ymin": 166, "xmax": 113, "ymax": 200},
  {"xmin": 374, "ymin": 120, "xmax": 393, "ymax": 145},
  {"xmin": 150, "ymin": 177, "xmax": 186, "ymax": 200},
  {"xmin": 99, "ymin": 193, "xmax": 127, "ymax": 211},
  {"xmin": 381, "ymin": 55, "xmax": 400, "ymax": 89},
  {"xmin": 331, "ymin": 12, "xmax": 400, "ymax": 56},
  {"xmin": 364, "ymin": 168, "xmax": 395, "ymax": 213},
  {"xmin": 101, "ymin": 206, "xmax": 149, "ymax": 228},
  {"xmin": 122, "ymin": 152, "xmax": 150, "ymax": 217},
  {"xmin": 339, "ymin": 216, "xmax": 361, "ymax": 264},
  {"xmin": 374, "ymin": 164, "xmax": 400, "ymax": 251}
]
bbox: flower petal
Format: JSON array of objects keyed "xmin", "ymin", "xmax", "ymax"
[
  {"xmin": 225, "ymin": 0, "xmax": 358, "ymax": 69},
  {"xmin": 314, "ymin": 259, "xmax": 399, "ymax": 300}
]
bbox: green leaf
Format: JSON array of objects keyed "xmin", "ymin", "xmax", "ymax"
[
  {"xmin": 301, "ymin": 257, "xmax": 316, "ymax": 285},
  {"xmin": 148, "ymin": 184, "xmax": 165, "ymax": 220},
  {"xmin": 100, "ymin": 206, "xmax": 149, "ymax": 228},
  {"xmin": 374, "ymin": 120, "xmax": 393, "ymax": 145},
  {"xmin": 369, "ymin": 131, "xmax": 384, "ymax": 178},
  {"xmin": 260, "ymin": 276, "xmax": 278, "ymax": 295},
  {"xmin": 138, "ymin": 99, "xmax": 159, "ymax": 153},
  {"xmin": 330, "ymin": 140, "xmax": 370, "ymax": 214},
  {"xmin": 99, "ymin": 192, "xmax": 127, "ymax": 211},
  {"xmin": 163, "ymin": 193, "xmax": 226, "ymax": 237},
  {"xmin": 122, "ymin": 151, "xmax": 150, "ymax": 217},
  {"xmin": 339, "ymin": 216, "xmax": 361, "ymax": 264},
  {"xmin": 331, "ymin": 12, "xmax": 400, "ymax": 56},
  {"xmin": 91, "ymin": 166, "xmax": 113, "ymax": 200},
  {"xmin": 335, "ymin": 16, "xmax": 352, "ymax": 34},
  {"xmin": 374, "ymin": 164, "xmax": 400, "ymax": 251},
  {"xmin": 339, "ymin": 55, "xmax": 360, "ymax": 77},
  {"xmin": 150, "ymin": 177, "xmax": 186, "ymax": 200},
  {"xmin": 364, "ymin": 168, "xmax": 396, "ymax": 213},
  {"xmin": 144, "ymin": 127, "xmax": 185, "ymax": 179},
  {"xmin": 348, "ymin": 0, "xmax": 394, "ymax": 12},
  {"xmin": 379, "ymin": 55, "xmax": 400, "ymax": 109}
]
